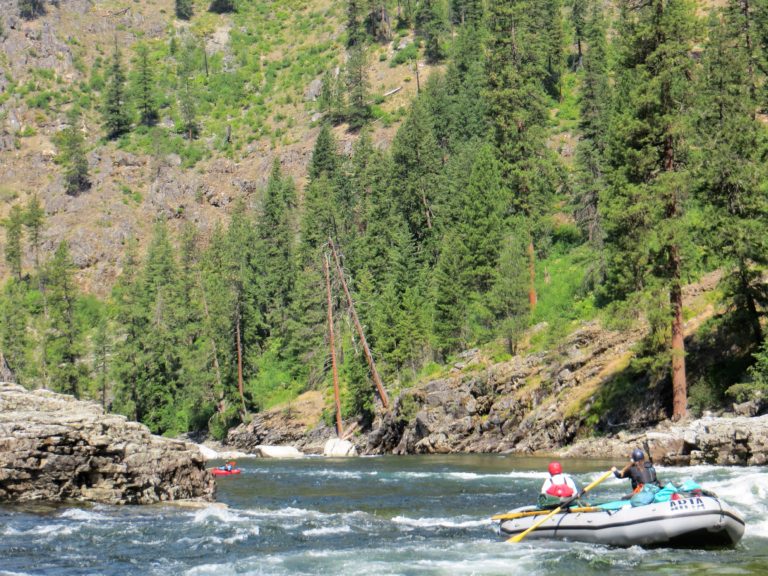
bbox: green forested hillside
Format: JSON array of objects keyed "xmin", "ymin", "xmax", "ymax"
[{"xmin": 1, "ymin": 0, "xmax": 767, "ymax": 439}]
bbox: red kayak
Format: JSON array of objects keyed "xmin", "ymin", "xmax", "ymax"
[{"xmin": 211, "ymin": 468, "xmax": 241, "ymax": 476}]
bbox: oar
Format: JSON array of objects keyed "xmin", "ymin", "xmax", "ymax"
[
  {"xmin": 506, "ymin": 469, "xmax": 614, "ymax": 543},
  {"xmin": 492, "ymin": 506, "xmax": 601, "ymax": 521}
]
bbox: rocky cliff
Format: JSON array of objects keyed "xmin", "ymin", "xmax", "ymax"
[
  {"xmin": 225, "ymin": 316, "xmax": 768, "ymax": 466},
  {"xmin": 0, "ymin": 382, "xmax": 215, "ymax": 504}
]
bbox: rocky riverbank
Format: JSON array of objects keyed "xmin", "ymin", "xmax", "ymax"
[
  {"xmin": 0, "ymin": 383, "xmax": 215, "ymax": 505},
  {"xmin": 224, "ymin": 318, "xmax": 768, "ymax": 467}
]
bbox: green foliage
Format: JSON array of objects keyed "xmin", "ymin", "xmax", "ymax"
[
  {"xmin": 102, "ymin": 45, "xmax": 131, "ymax": 139},
  {"xmin": 55, "ymin": 120, "xmax": 90, "ymax": 196},
  {"xmin": 176, "ymin": 0, "xmax": 193, "ymax": 20},
  {"xmin": 390, "ymin": 43, "xmax": 418, "ymax": 67},
  {"xmin": 3, "ymin": 205, "xmax": 24, "ymax": 280}
]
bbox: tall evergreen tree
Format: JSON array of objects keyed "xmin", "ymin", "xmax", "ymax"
[
  {"xmin": 309, "ymin": 124, "xmax": 341, "ymax": 182},
  {"xmin": 347, "ymin": 0, "xmax": 366, "ymax": 46},
  {"xmin": 177, "ymin": 37, "xmax": 200, "ymax": 140},
  {"xmin": 390, "ymin": 96, "xmax": 443, "ymax": 253},
  {"xmin": 45, "ymin": 242, "xmax": 85, "ymax": 397},
  {"xmin": 573, "ymin": 1, "xmax": 610, "ymax": 282},
  {"xmin": 489, "ymin": 232, "xmax": 530, "ymax": 354},
  {"xmin": 0, "ymin": 280, "xmax": 29, "ymax": 383},
  {"xmin": 694, "ymin": 5, "xmax": 768, "ymax": 345},
  {"xmin": 24, "ymin": 195, "xmax": 45, "ymax": 272},
  {"xmin": 103, "ymin": 44, "xmax": 131, "ymax": 139},
  {"xmin": 455, "ymin": 143, "xmax": 506, "ymax": 293},
  {"xmin": 416, "ymin": 0, "xmax": 447, "ymax": 62},
  {"xmin": 602, "ymin": 0, "xmax": 698, "ymax": 418},
  {"xmin": 432, "ymin": 232, "xmax": 471, "ymax": 356},
  {"xmin": 134, "ymin": 42, "xmax": 158, "ymax": 127},
  {"xmin": 346, "ymin": 43, "xmax": 371, "ymax": 130},
  {"xmin": 258, "ymin": 160, "xmax": 296, "ymax": 336},
  {"xmin": 56, "ymin": 118, "xmax": 90, "ymax": 196},
  {"xmin": 3, "ymin": 205, "xmax": 24, "ymax": 281}
]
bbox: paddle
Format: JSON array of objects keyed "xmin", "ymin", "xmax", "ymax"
[
  {"xmin": 506, "ymin": 469, "xmax": 614, "ymax": 543},
  {"xmin": 492, "ymin": 506, "xmax": 601, "ymax": 521}
]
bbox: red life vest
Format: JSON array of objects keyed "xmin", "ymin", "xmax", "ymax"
[{"xmin": 546, "ymin": 483, "xmax": 574, "ymax": 498}]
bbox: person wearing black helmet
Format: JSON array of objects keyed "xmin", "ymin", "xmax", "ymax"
[{"xmin": 612, "ymin": 448, "xmax": 660, "ymax": 495}]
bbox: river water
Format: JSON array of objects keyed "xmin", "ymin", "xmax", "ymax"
[{"xmin": 1, "ymin": 455, "xmax": 766, "ymax": 575}]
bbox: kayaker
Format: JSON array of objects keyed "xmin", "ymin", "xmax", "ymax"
[
  {"xmin": 219, "ymin": 461, "xmax": 236, "ymax": 472},
  {"xmin": 538, "ymin": 461, "xmax": 579, "ymax": 508},
  {"xmin": 612, "ymin": 448, "xmax": 660, "ymax": 494}
]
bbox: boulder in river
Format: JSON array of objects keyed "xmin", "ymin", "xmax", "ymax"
[{"xmin": 0, "ymin": 383, "xmax": 216, "ymax": 505}]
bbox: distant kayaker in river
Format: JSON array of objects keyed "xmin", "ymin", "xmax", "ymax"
[
  {"xmin": 538, "ymin": 461, "xmax": 580, "ymax": 508},
  {"xmin": 612, "ymin": 448, "xmax": 660, "ymax": 495},
  {"xmin": 219, "ymin": 461, "xmax": 236, "ymax": 472}
]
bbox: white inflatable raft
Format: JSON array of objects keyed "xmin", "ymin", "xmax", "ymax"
[{"xmin": 498, "ymin": 496, "xmax": 745, "ymax": 548}]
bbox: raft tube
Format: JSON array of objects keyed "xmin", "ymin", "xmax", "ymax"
[{"xmin": 498, "ymin": 496, "xmax": 745, "ymax": 548}]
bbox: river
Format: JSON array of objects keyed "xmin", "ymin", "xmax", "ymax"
[{"xmin": 1, "ymin": 455, "xmax": 766, "ymax": 575}]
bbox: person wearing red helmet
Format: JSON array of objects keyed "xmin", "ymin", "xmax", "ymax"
[{"xmin": 538, "ymin": 461, "xmax": 579, "ymax": 509}]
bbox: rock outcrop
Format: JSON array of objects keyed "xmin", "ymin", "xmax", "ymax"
[
  {"xmin": 558, "ymin": 414, "xmax": 768, "ymax": 466},
  {"xmin": 0, "ymin": 383, "xmax": 216, "ymax": 504}
]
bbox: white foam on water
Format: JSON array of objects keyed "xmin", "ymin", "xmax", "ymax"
[
  {"xmin": 191, "ymin": 505, "xmax": 247, "ymax": 524},
  {"xmin": 184, "ymin": 562, "xmax": 235, "ymax": 575},
  {"xmin": 59, "ymin": 508, "xmax": 107, "ymax": 522},
  {"xmin": 23, "ymin": 524, "xmax": 76, "ymax": 537},
  {"xmin": 302, "ymin": 524, "xmax": 352, "ymax": 536},
  {"xmin": 391, "ymin": 515, "xmax": 490, "ymax": 529},
  {"xmin": 0, "ymin": 571, "xmax": 34, "ymax": 576}
]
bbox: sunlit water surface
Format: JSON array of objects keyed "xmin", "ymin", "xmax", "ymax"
[{"xmin": 1, "ymin": 455, "xmax": 766, "ymax": 575}]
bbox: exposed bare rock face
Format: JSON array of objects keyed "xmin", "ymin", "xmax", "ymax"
[
  {"xmin": 0, "ymin": 383, "xmax": 216, "ymax": 504},
  {"xmin": 558, "ymin": 415, "xmax": 768, "ymax": 466}
]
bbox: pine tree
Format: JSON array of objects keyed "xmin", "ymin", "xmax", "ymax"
[
  {"xmin": 488, "ymin": 232, "xmax": 529, "ymax": 354},
  {"xmin": 134, "ymin": 42, "xmax": 158, "ymax": 127},
  {"xmin": 416, "ymin": 0, "xmax": 447, "ymax": 62},
  {"xmin": 309, "ymin": 123, "xmax": 341, "ymax": 182},
  {"xmin": 3, "ymin": 205, "xmax": 24, "ymax": 281},
  {"xmin": 24, "ymin": 195, "xmax": 45, "ymax": 272},
  {"xmin": 257, "ymin": 160, "xmax": 296, "ymax": 336},
  {"xmin": 451, "ymin": 0, "xmax": 484, "ymax": 25},
  {"xmin": 176, "ymin": 0, "xmax": 193, "ymax": 20},
  {"xmin": 177, "ymin": 37, "xmax": 200, "ymax": 140},
  {"xmin": 570, "ymin": 0, "xmax": 588, "ymax": 68},
  {"xmin": 103, "ymin": 44, "xmax": 131, "ymax": 139},
  {"xmin": 346, "ymin": 43, "xmax": 371, "ymax": 130},
  {"xmin": 45, "ymin": 242, "xmax": 86, "ymax": 398},
  {"xmin": 694, "ymin": 5, "xmax": 768, "ymax": 345},
  {"xmin": 602, "ymin": 0, "xmax": 698, "ymax": 418},
  {"xmin": 347, "ymin": 0, "xmax": 366, "ymax": 46},
  {"xmin": 0, "ymin": 280, "xmax": 29, "ymax": 383},
  {"xmin": 455, "ymin": 143, "xmax": 506, "ymax": 293},
  {"xmin": 432, "ymin": 232, "xmax": 471, "ymax": 356},
  {"xmin": 56, "ymin": 119, "xmax": 90, "ymax": 196},
  {"xmin": 573, "ymin": 1, "xmax": 610, "ymax": 283},
  {"xmin": 390, "ymin": 96, "xmax": 443, "ymax": 252}
]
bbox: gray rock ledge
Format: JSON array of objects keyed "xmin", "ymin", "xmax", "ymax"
[{"xmin": 0, "ymin": 383, "xmax": 216, "ymax": 504}]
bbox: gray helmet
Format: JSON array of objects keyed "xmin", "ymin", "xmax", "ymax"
[{"xmin": 631, "ymin": 448, "xmax": 645, "ymax": 462}]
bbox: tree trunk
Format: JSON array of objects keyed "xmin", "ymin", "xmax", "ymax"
[
  {"xmin": 669, "ymin": 254, "xmax": 687, "ymax": 419},
  {"xmin": 235, "ymin": 306, "xmax": 247, "ymax": 418},
  {"xmin": 527, "ymin": 239, "xmax": 537, "ymax": 310},
  {"xmin": 324, "ymin": 254, "xmax": 343, "ymax": 437}
]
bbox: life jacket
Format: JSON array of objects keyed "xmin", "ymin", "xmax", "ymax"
[
  {"xmin": 545, "ymin": 473, "xmax": 575, "ymax": 498},
  {"xmin": 630, "ymin": 462, "xmax": 658, "ymax": 492}
]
